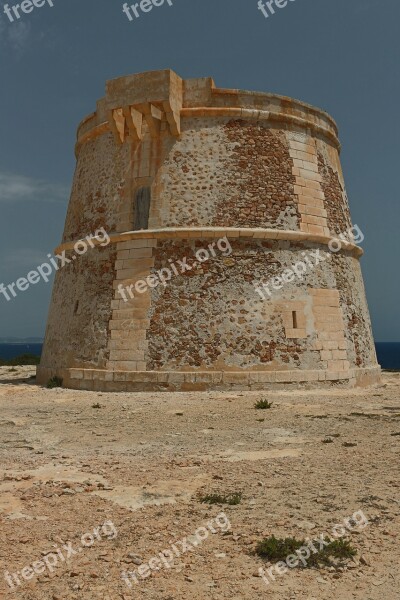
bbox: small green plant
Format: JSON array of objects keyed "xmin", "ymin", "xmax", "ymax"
[
  {"xmin": 254, "ymin": 399, "xmax": 273, "ymax": 410},
  {"xmin": 92, "ymin": 403, "xmax": 102, "ymax": 409},
  {"xmin": 322, "ymin": 438, "xmax": 334, "ymax": 444},
  {"xmin": 255, "ymin": 535, "xmax": 356, "ymax": 567},
  {"xmin": 8, "ymin": 367, "xmax": 18, "ymax": 372},
  {"xmin": 256, "ymin": 535, "xmax": 304, "ymax": 560},
  {"xmin": 47, "ymin": 376, "xmax": 63, "ymax": 389},
  {"xmin": 317, "ymin": 539, "xmax": 356, "ymax": 565},
  {"xmin": 198, "ymin": 492, "xmax": 242, "ymax": 506}
]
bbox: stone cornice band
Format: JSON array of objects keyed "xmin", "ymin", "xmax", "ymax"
[{"xmin": 55, "ymin": 227, "xmax": 363, "ymax": 257}]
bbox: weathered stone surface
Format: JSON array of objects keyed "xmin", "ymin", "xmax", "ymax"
[{"xmin": 37, "ymin": 70, "xmax": 380, "ymax": 391}]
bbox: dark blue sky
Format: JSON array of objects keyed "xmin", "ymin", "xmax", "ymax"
[{"xmin": 0, "ymin": 0, "xmax": 398, "ymax": 340}]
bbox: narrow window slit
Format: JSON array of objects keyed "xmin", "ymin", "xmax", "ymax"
[
  {"xmin": 292, "ymin": 311, "xmax": 298, "ymax": 329},
  {"xmin": 134, "ymin": 186, "xmax": 151, "ymax": 230}
]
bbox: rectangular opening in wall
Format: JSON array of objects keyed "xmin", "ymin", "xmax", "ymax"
[
  {"xmin": 292, "ymin": 311, "xmax": 298, "ymax": 329},
  {"xmin": 134, "ymin": 187, "xmax": 151, "ymax": 230}
]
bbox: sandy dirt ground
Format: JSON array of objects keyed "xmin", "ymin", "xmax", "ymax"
[{"xmin": 0, "ymin": 367, "xmax": 399, "ymax": 600}]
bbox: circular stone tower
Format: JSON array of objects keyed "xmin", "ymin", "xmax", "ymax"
[{"xmin": 37, "ymin": 70, "xmax": 380, "ymax": 391}]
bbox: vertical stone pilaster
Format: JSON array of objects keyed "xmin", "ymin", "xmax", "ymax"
[
  {"xmin": 106, "ymin": 239, "xmax": 157, "ymax": 371},
  {"xmin": 286, "ymin": 133, "xmax": 330, "ymax": 237},
  {"xmin": 311, "ymin": 288, "xmax": 350, "ymax": 373}
]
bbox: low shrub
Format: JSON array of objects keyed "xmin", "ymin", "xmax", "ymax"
[
  {"xmin": 255, "ymin": 535, "xmax": 356, "ymax": 567},
  {"xmin": 47, "ymin": 376, "xmax": 63, "ymax": 389},
  {"xmin": 198, "ymin": 492, "xmax": 242, "ymax": 506},
  {"xmin": 254, "ymin": 399, "xmax": 273, "ymax": 410}
]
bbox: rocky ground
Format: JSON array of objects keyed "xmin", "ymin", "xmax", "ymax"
[{"xmin": 0, "ymin": 367, "xmax": 399, "ymax": 600}]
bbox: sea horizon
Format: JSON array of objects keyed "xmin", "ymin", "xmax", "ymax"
[{"xmin": 0, "ymin": 341, "xmax": 399, "ymax": 370}]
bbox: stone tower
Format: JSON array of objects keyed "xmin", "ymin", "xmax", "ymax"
[{"xmin": 37, "ymin": 70, "xmax": 380, "ymax": 391}]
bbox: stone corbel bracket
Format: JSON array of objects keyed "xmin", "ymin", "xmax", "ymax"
[{"xmin": 106, "ymin": 69, "xmax": 183, "ymax": 144}]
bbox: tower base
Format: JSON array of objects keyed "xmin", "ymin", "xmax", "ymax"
[{"xmin": 36, "ymin": 366, "xmax": 381, "ymax": 392}]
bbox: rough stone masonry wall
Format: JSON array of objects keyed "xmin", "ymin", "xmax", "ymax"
[
  {"xmin": 156, "ymin": 119, "xmax": 300, "ymax": 230},
  {"xmin": 157, "ymin": 117, "xmax": 231, "ymax": 227},
  {"xmin": 63, "ymin": 133, "xmax": 129, "ymax": 242},
  {"xmin": 145, "ymin": 239, "xmax": 376, "ymax": 372},
  {"xmin": 40, "ymin": 246, "xmax": 116, "ymax": 370},
  {"xmin": 64, "ymin": 117, "xmax": 352, "ymax": 240},
  {"xmin": 219, "ymin": 121, "xmax": 300, "ymax": 229},
  {"xmin": 332, "ymin": 254, "xmax": 377, "ymax": 367},
  {"xmin": 317, "ymin": 150, "xmax": 352, "ymax": 236}
]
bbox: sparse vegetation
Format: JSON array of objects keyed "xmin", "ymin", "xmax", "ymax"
[
  {"xmin": 92, "ymin": 403, "xmax": 102, "ymax": 409},
  {"xmin": 198, "ymin": 492, "xmax": 242, "ymax": 505},
  {"xmin": 254, "ymin": 399, "xmax": 273, "ymax": 410},
  {"xmin": 0, "ymin": 353, "xmax": 40, "ymax": 366},
  {"xmin": 47, "ymin": 376, "xmax": 63, "ymax": 389},
  {"xmin": 317, "ymin": 539, "xmax": 357, "ymax": 565},
  {"xmin": 256, "ymin": 535, "xmax": 304, "ymax": 560},
  {"xmin": 255, "ymin": 535, "xmax": 356, "ymax": 567}
]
